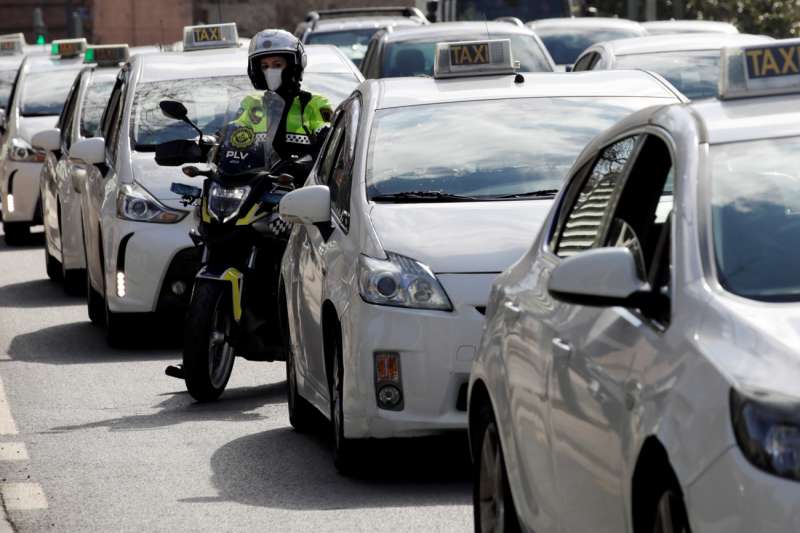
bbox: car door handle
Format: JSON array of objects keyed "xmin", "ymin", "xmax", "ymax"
[
  {"xmin": 504, "ymin": 301, "xmax": 521, "ymax": 317},
  {"xmin": 552, "ymin": 337, "xmax": 572, "ymax": 357}
]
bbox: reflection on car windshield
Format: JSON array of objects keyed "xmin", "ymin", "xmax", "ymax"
[
  {"xmin": 80, "ymin": 80, "xmax": 114, "ymax": 137},
  {"xmin": 302, "ymin": 72, "xmax": 360, "ymax": 107},
  {"xmin": 711, "ymin": 136, "xmax": 800, "ymax": 302},
  {"xmin": 306, "ymin": 29, "xmax": 377, "ymax": 65},
  {"xmin": 367, "ymin": 97, "xmax": 660, "ymax": 201},
  {"xmin": 538, "ymin": 28, "xmax": 642, "ymax": 65},
  {"xmin": 381, "ymin": 34, "xmax": 552, "ymax": 77},
  {"xmin": 615, "ymin": 50, "xmax": 719, "ymax": 100},
  {"xmin": 22, "ymin": 69, "xmax": 82, "ymax": 116},
  {"xmin": 0, "ymin": 69, "xmax": 16, "ymax": 108}
]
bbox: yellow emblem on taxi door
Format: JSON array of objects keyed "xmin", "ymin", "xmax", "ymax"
[{"xmin": 745, "ymin": 45, "xmax": 800, "ymax": 78}]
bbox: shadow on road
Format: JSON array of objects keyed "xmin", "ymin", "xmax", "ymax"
[
  {"xmin": 0, "ymin": 230, "xmax": 45, "ymax": 251},
  {"xmin": 195, "ymin": 426, "xmax": 472, "ymax": 510},
  {"xmin": 7, "ymin": 321, "xmax": 180, "ymax": 364},
  {"xmin": 47, "ymin": 383, "xmax": 286, "ymax": 433},
  {"xmin": 0, "ymin": 278, "xmax": 82, "ymax": 308}
]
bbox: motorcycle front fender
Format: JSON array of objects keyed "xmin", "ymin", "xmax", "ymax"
[{"xmin": 195, "ymin": 267, "xmax": 244, "ymax": 323}]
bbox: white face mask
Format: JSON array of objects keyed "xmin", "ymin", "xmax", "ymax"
[{"xmin": 263, "ymin": 67, "xmax": 283, "ymax": 91}]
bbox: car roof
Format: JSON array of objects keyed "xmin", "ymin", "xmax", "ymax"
[
  {"xmin": 367, "ymin": 70, "xmax": 681, "ymax": 110},
  {"xmin": 0, "ymin": 56, "xmax": 22, "ymax": 71},
  {"xmin": 382, "ymin": 21, "xmax": 536, "ymax": 42},
  {"xmin": 690, "ymin": 94, "xmax": 800, "ymax": 145},
  {"xmin": 528, "ymin": 17, "xmax": 646, "ymax": 32},
  {"xmin": 641, "ymin": 20, "xmax": 739, "ymax": 34},
  {"xmin": 135, "ymin": 47, "xmax": 249, "ymax": 83},
  {"xmin": 600, "ymin": 32, "xmax": 771, "ymax": 56},
  {"xmin": 24, "ymin": 53, "xmax": 86, "ymax": 73},
  {"xmin": 311, "ymin": 17, "xmax": 420, "ymax": 32}
]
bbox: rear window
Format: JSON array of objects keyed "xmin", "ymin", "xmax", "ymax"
[
  {"xmin": 537, "ymin": 28, "xmax": 644, "ymax": 65},
  {"xmin": 306, "ymin": 29, "xmax": 377, "ymax": 66},
  {"xmin": 21, "ymin": 68, "xmax": 82, "ymax": 116},
  {"xmin": 381, "ymin": 34, "xmax": 552, "ymax": 77},
  {"xmin": 615, "ymin": 50, "xmax": 720, "ymax": 100}
]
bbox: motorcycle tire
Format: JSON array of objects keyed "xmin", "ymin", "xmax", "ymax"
[{"xmin": 183, "ymin": 281, "xmax": 236, "ymax": 402}]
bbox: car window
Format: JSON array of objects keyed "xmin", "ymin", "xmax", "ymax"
[
  {"xmin": 367, "ymin": 98, "xmax": 654, "ymax": 202},
  {"xmin": 306, "ymin": 29, "xmax": 378, "ymax": 66},
  {"xmin": 317, "ymin": 113, "xmax": 346, "ymax": 186},
  {"xmin": 381, "ymin": 34, "xmax": 552, "ymax": 77},
  {"xmin": 572, "ymin": 52, "xmax": 597, "ymax": 71},
  {"xmin": 555, "ymin": 136, "xmax": 638, "ymax": 257},
  {"xmin": 80, "ymin": 77, "xmax": 115, "ymax": 138},
  {"xmin": 101, "ymin": 76, "xmax": 125, "ymax": 164},
  {"xmin": 537, "ymin": 28, "xmax": 642, "ymax": 65},
  {"xmin": 0, "ymin": 68, "xmax": 17, "ymax": 108},
  {"xmin": 58, "ymin": 78, "xmax": 81, "ymax": 150},
  {"xmin": 614, "ymin": 50, "xmax": 721, "ymax": 100},
  {"xmin": 329, "ymin": 98, "xmax": 360, "ymax": 229},
  {"xmin": 21, "ymin": 68, "xmax": 82, "ymax": 116},
  {"xmin": 302, "ymin": 72, "xmax": 361, "ymax": 108},
  {"xmin": 711, "ymin": 135, "xmax": 800, "ymax": 302}
]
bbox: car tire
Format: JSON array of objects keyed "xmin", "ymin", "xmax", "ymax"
[
  {"xmin": 86, "ymin": 260, "xmax": 105, "ymax": 326},
  {"xmin": 58, "ymin": 213, "xmax": 85, "ymax": 296},
  {"xmin": 651, "ymin": 488, "xmax": 691, "ymax": 533},
  {"xmin": 327, "ymin": 321, "xmax": 362, "ymax": 475},
  {"xmin": 45, "ymin": 247, "xmax": 62, "ymax": 282},
  {"xmin": 182, "ymin": 282, "xmax": 236, "ymax": 402},
  {"xmin": 473, "ymin": 403, "xmax": 521, "ymax": 533},
  {"xmin": 3, "ymin": 222, "xmax": 30, "ymax": 246},
  {"xmin": 286, "ymin": 343, "xmax": 317, "ymax": 433}
]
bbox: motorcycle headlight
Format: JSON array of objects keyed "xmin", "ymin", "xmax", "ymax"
[
  {"xmin": 358, "ymin": 252, "xmax": 452, "ymax": 311},
  {"xmin": 731, "ymin": 388, "xmax": 800, "ymax": 482},
  {"xmin": 116, "ymin": 182, "xmax": 187, "ymax": 223},
  {"xmin": 9, "ymin": 137, "xmax": 46, "ymax": 163},
  {"xmin": 208, "ymin": 183, "xmax": 250, "ymax": 223}
]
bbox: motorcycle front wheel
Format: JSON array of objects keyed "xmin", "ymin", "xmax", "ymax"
[{"xmin": 183, "ymin": 281, "xmax": 236, "ymax": 402}]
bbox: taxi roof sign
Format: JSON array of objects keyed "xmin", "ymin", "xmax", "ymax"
[
  {"xmin": 51, "ymin": 38, "xmax": 87, "ymax": 58},
  {"xmin": 85, "ymin": 44, "xmax": 129, "ymax": 66},
  {"xmin": 433, "ymin": 39, "xmax": 517, "ymax": 79},
  {"xmin": 182, "ymin": 23, "xmax": 239, "ymax": 52},
  {"xmin": 0, "ymin": 34, "xmax": 24, "ymax": 56},
  {"xmin": 720, "ymin": 38, "xmax": 800, "ymax": 100}
]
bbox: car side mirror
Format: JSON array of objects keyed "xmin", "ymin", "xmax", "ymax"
[
  {"xmin": 548, "ymin": 247, "xmax": 653, "ymax": 308},
  {"xmin": 71, "ymin": 137, "xmax": 106, "ymax": 166},
  {"xmin": 155, "ymin": 139, "xmax": 203, "ymax": 166},
  {"xmin": 31, "ymin": 128, "xmax": 61, "ymax": 152},
  {"xmin": 159, "ymin": 100, "xmax": 188, "ymax": 121},
  {"xmin": 279, "ymin": 185, "xmax": 331, "ymax": 225}
]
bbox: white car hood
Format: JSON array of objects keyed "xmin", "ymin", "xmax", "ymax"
[
  {"xmin": 131, "ymin": 152, "xmax": 198, "ymax": 209},
  {"xmin": 369, "ymin": 201, "xmax": 553, "ymax": 274},
  {"xmin": 19, "ymin": 115, "xmax": 57, "ymax": 143}
]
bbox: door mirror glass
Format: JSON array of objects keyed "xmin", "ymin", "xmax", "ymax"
[
  {"xmin": 548, "ymin": 247, "xmax": 651, "ymax": 307},
  {"xmin": 31, "ymin": 128, "xmax": 61, "ymax": 152},
  {"xmin": 159, "ymin": 100, "xmax": 188, "ymax": 121},
  {"xmin": 279, "ymin": 185, "xmax": 331, "ymax": 225},
  {"xmin": 70, "ymin": 137, "xmax": 106, "ymax": 166},
  {"xmin": 155, "ymin": 139, "xmax": 203, "ymax": 166}
]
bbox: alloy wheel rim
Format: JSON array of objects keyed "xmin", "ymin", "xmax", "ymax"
[{"xmin": 479, "ymin": 424, "xmax": 505, "ymax": 533}]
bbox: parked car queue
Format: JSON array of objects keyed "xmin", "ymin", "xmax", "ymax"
[{"xmin": 0, "ymin": 18, "xmax": 799, "ymax": 533}]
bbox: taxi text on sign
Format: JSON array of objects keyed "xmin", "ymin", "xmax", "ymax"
[
  {"xmin": 746, "ymin": 44, "xmax": 800, "ymax": 79},
  {"xmin": 193, "ymin": 27, "xmax": 222, "ymax": 43},
  {"xmin": 450, "ymin": 43, "xmax": 490, "ymax": 66}
]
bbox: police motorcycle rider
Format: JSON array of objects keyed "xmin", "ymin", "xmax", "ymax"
[{"xmin": 165, "ymin": 30, "xmax": 333, "ymax": 400}]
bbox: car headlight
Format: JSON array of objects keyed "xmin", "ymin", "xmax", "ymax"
[
  {"xmin": 8, "ymin": 137, "xmax": 46, "ymax": 163},
  {"xmin": 208, "ymin": 183, "xmax": 250, "ymax": 223},
  {"xmin": 358, "ymin": 252, "xmax": 452, "ymax": 311},
  {"xmin": 116, "ymin": 182, "xmax": 187, "ymax": 223},
  {"xmin": 731, "ymin": 388, "xmax": 800, "ymax": 481}
]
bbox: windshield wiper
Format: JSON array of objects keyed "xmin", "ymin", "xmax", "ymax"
[
  {"xmin": 493, "ymin": 189, "xmax": 559, "ymax": 199},
  {"xmin": 370, "ymin": 191, "xmax": 480, "ymax": 203}
]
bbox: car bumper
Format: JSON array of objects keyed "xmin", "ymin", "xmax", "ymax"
[
  {"xmin": 343, "ymin": 275, "xmax": 494, "ymax": 439},
  {"xmin": 1, "ymin": 161, "xmax": 43, "ymax": 223},
  {"xmin": 104, "ymin": 215, "xmax": 199, "ymax": 314},
  {"xmin": 686, "ymin": 446, "xmax": 800, "ymax": 532}
]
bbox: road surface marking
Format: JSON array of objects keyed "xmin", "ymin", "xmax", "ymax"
[
  {"xmin": 0, "ymin": 378, "xmax": 17, "ymax": 435},
  {"xmin": 1, "ymin": 483, "xmax": 47, "ymax": 510},
  {"xmin": 0, "ymin": 443, "xmax": 27, "ymax": 462}
]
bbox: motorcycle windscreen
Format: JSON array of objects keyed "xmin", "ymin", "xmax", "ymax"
[{"xmin": 215, "ymin": 90, "xmax": 286, "ymax": 176}]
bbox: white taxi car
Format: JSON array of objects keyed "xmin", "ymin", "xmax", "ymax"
[
  {"xmin": 0, "ymin": 34, "xmax": 26, "ymax": 130},
  {"xmin": 469, "ymin": 38, "xmax": 800, "ymax": 533},
  {"xmin": 278, "ymin": 38, "xmax": 684, "ymax": 473},
  {"xmin": 33, "ymin": 45, "xmax": 130, "ymax": 293},
  {"xmin": 0, "ymin": 38, "xmax": 87, "ymax": 244},
  {"xmin": 641, "ymin": 19, "xmax": 739, "ymax": 35},
  {"xmin": 69, "ymin": 24, "xmax": 363, "ymax": 346}
]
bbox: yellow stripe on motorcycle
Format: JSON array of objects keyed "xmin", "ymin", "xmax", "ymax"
[
  {"xmin": 202, "ymin": 197, "xmax": 211, "ymax": 223},
  {"xmin": 221, "ymin": 268, "xmax": 243, "ymax": 322},
  {"xmin": 236, "ymin": 204, "xmax": 268, "ymax": 225}
]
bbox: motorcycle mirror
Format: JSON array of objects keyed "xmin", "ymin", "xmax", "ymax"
[
  {"xmin": 182, "ymin": 165, "xmax": 213, "ymax": 178},
  {"xmin": 155, "ymin": 139, "xmax": 203, "ymax": 166},
  {"xmin": 159, "ymin": 100, "xmax": 189, "ymax": 121}
]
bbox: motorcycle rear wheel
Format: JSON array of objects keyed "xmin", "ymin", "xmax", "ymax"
[{"xmin": 183, "ymin": 282, "xmax": 236, "ymax": 402}]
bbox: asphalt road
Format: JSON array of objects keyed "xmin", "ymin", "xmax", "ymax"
[{"xmin": 0, "ymin": 229, "xmax": 472, "ymax": 532}]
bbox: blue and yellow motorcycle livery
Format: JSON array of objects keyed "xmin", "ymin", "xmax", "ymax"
[{"xmin": 156, "ymin": 91, "xmax": 302, "ymax": 401}]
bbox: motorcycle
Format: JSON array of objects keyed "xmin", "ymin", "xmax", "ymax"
[{"xmin": 155, "ymin": 91, "xmax": 298, "ymax": 402}]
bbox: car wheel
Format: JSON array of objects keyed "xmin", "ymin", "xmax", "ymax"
[
  {"xmin": 327, "ymin": 321, "xmax": 361, "ymax": 475},
  {"xmin": 3, "ymin": 222, "xmax": 30, "ymax": 246},
  {"xmin": 474, "ymin": 404, "xmax": 520, "ymax": 533},
  {"xmin": 45, "ymin": 247, "xmax": 62, "ymax": 282},
  {"xmin": 59, "ymin": 210, "xmax": 85, "ymax": 296},
  {"xmin": 86, "ymin": 253, "xmax": 105, "ymax": 326},
  {"xmin": 652, "ymin": 489, "xmax": 691, "ymax": 533},
  {"xmin": 284, "ymin": 290, "xmax": 316, "ymax": 431}
]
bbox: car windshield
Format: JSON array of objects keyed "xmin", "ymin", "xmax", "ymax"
[
  {"xmin": 21, "ymin": 68, "xmax": 82, "ymax": 116},
  {"xmin": 381, "ymin": 34, "xmax": 552, "ymax": 77},
  {"xmin": 367, "ymin": 97, "xmax": 661, "ymax": 201},
  {"xmin": 80, "ymin": 79, "xmax": 114, "ymax": 137},
  {"xmin": 0, "ymin": 69, "xmax": 16, "ymax": 108},
  {"xmin": 302, "ymin": 72, "xmax": 360, "ymax": 106},
  {"xmin": 130, "ymin": 75, "xmax": 253, "ymax": 149},
  {"xmin": 711, "ymin": 136, "xmax": 800, "ymax": 302},
  {"xmin": 615, "ymin": 50, "xmax": 719, "ymax": 100},
  {"xmin": 537, "ymin": 28, "xmax": 643, "ymax": 65},
  {"xmin": 306, "ymin": 29, "xmax": 378, "ymax": 66}
]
